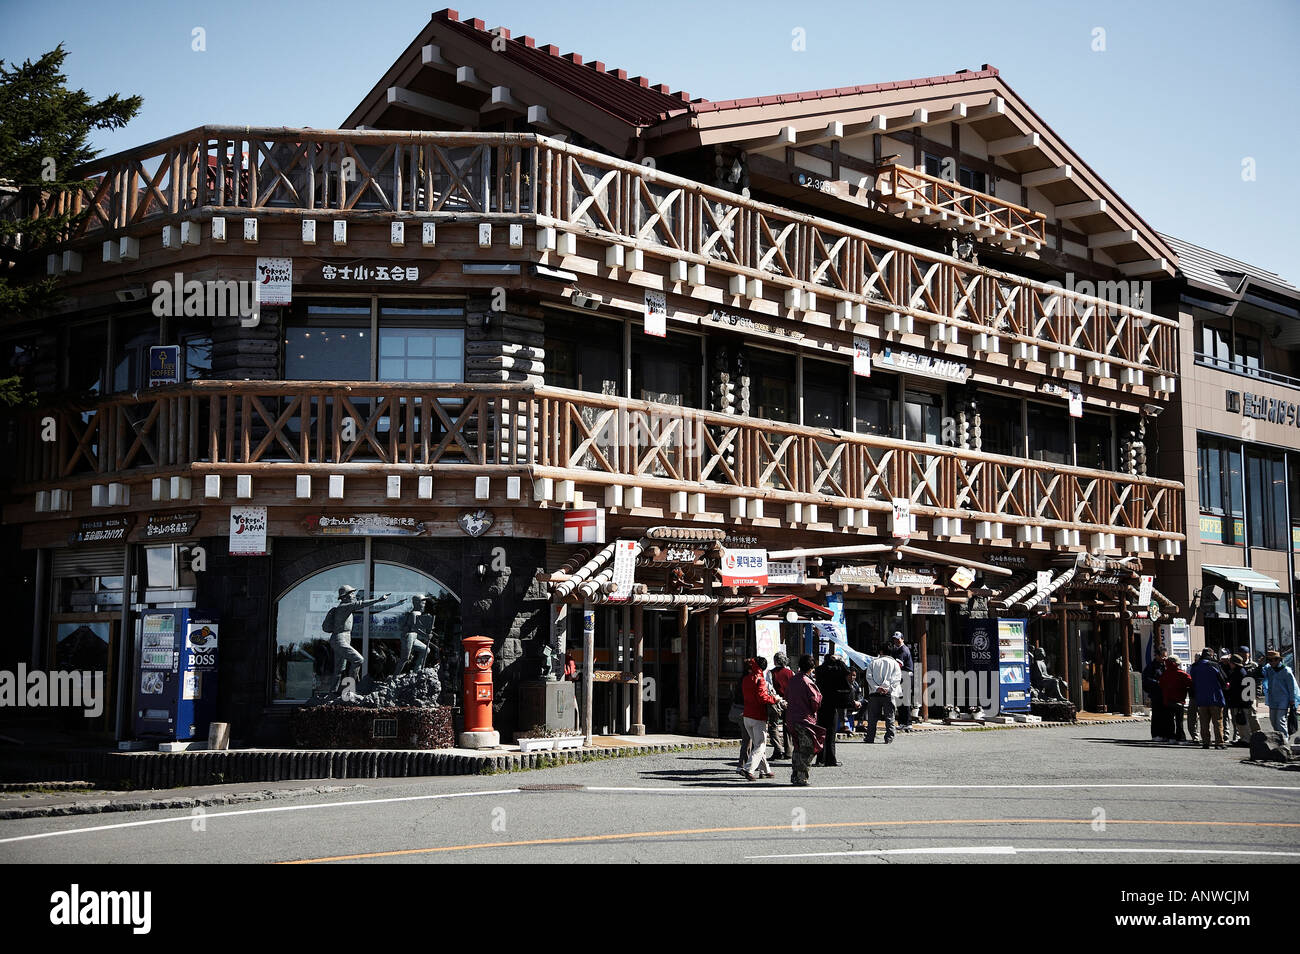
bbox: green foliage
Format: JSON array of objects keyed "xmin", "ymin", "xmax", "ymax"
[{"xmin": 0, "ymin": 44, "xmax": 142, "ymax": 318}]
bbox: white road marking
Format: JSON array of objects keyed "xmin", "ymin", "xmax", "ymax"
[
  {"xmin": 748, "ymin": 846, "xmax": 1300, "ymax": 860},
  {"xmin": 0, "ymin": 788, "xmax": 520, "ymax": 845},
  {"xmin": 589, "ymin": 783, "xmax": 1300, "ymax": 794}
]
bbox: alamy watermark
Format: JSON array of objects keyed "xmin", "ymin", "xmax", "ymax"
[
  {"xmin": 0, "ymin": 664, "xmax": 104, "ymax": 718},
  {"xmin": 151, "ymin": 271, "xmax": 261, "ymax": 327}
]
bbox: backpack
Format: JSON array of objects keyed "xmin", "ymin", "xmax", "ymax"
[{"xmin": 321, "ymin": 607, "xmax": 338, "ymax": 633}]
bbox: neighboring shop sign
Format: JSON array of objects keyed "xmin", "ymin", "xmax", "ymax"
[
  {"xmin": 986, "ymin": 552, "xmax": 1028, "ymax": 570},
  {"xmin": 1231, "ymin": 390, "xmax": 1300, "ymax": 428},
  {"xmin": 1160, "ymin": 618, "xmax": 1192, "ymax": 666},
  {"xmin": 704, "ymin": 309, "xmax": 805, "ymax": 342},
  {"xmin": 1199, "ymin": 514, "xmax": 1244, "ymax": 546},
  {"xmin": 228, "ymin": 506, "xmax": 268, "ymax": 556},
  {"xmin": 891, "ymin": 497, "xmax": 911, "ymax": 540},
  {"xmin": 607, "ymin": 540, "xmax": 637, "ymax": 602},
  {"xmin": 148, "ymin": 345, "xmax": 181, "ymax": 386},
  {"xmin": 888, "ymin": 567, "xmax": 937, "ymax": 588},
  {"xmin": 142, "ymin": 510, "xmax": 199, "ymax": 542},
  {"xmin": 305, "ymin": 513, "xmax": 431, "ymax": 537},
  {"xmin": 255, "ymin": 257, "xmax": 293, "ymax": 304},
  {"xmin": 768, "ymin": 557, "xmax": 806, "ymax": 585},
  {"xmin": 875, "ymin": 347, "xmax": 969, "ymax": 383},
  {"xmin": 644, "ymin": 290, "xmax": 667, "ymax": 338},
  {"xmin": 853, "ymin": 336, "xmax": 872, "ymax": 377},
  {"xmin": 563, "ymin": 508, "xmax": 606, "ymax": 544},
  {"xmin": 1038, "ymin": 380, "xmax": 1082, "ymax": 417},
  {"xmin": 950, "ymin": 565, "xmax": 975, "ymax": 589},
  {"xmin": 71, "ymin": 515, "xmax": 134, "ymax": 545},
  {"xmin": 316, "ymin": 261, "xmax": 419, "ymax": 284},
  {"xmin": 830, "ymin": 565, "xmax": 885, "ymax": 587},
  {"xmin": 997, "ymin": 619, "xmax": 1031, "ymax": 712},
  {"xmin": 1137, "ymin": 575, "xmax": 1154, "ymax": 608},
  {"xmin": 755, "ymin": 620, "xmax": 783, "ymax": 671},
  {"xmin": 910, "ymin": 594, "xmax": 946, "ymax": 616},
  {"xmin": 457, "ymin": 510, "xmax": 494, "ymax": 537},
  {"xmin": 721, "ymin": 548, "xmax": 768, "ymax": 587}
]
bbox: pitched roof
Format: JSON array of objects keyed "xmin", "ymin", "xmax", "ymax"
[
  {"xmin": 1161, "ymin": 233, "xmax": 1299, "ymax": 297},
  {"xmin": 689, "ymin": 66, "xmax": 1001, "ymax": 115}
]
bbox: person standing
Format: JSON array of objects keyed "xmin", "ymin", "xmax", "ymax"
[
  {"xmin": 1263, "ymin": 651, "xmax": 1300, "ymax": 738},
  {"xmin": 394, "ymin": 594, "xmax": 434, "ymax": 675},
  {"xmin": 1143, "ymin": 647, "xmax": 1169, "ymax": 740},
  {"xmin": 843, "ymin": 668, "xmax": 864, "ymax": 733},
  {"xmin": 1225, "ymin": 654, "xmax": 1262, "ymax": 745},
  {"xmin": 890, "ymin": 633, "xmax": 915, "ymax": 730},
  {"xmin": 865, "ymin": 650, "xmax": 903, "ymax": 743},
  {"xmin": 784, "ymin": 655, "xmax": 823, "ymax": 786},
  {"xmin": 768, "ymin": 653, "xmax": 794, "ymax": 760},
  {"xmin": 1189, "ymin": 648, "xmax": 1228, "ymax": 749},
  {"xmin": 1159, "ymin": 657, "xmax": 1193, "ymax": 743},
  {"xmin": 814, "ymin": 653, "xmax": 851, "ymax": 767},
  {"xmin": 739, "ymin": 657, "xmax": 779, "ymax": 781},
  {"xmin": 326, "ymin": 586, "xmax": 393, "ymax": 691}
]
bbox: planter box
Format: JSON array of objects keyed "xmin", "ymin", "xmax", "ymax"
[
  {"xmin": 554, "ymin": 735, "xmax": 584, "ymax": 751},
  {"xmin": 517, "ymin": 737, "xmax": 555, "ymax": 753},
  {"xmin": 291, "ymin": 705, "xmax": 453, "ymax": 749}
]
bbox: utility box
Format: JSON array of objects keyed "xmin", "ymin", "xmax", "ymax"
[{"xmin": 518, "ymin": 680, "xmax": 576, "ymax": 734}]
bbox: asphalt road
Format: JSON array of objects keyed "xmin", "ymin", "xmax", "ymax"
[{"xmin": 3, "ymin": 722, "xmax": 1298, "ymax": 864}]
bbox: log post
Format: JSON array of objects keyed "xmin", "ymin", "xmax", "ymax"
[{"xmin": 633, "ymin": 605, "xmax": 645, "ymax": 735}]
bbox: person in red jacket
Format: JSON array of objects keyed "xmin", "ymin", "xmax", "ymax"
[
  {"xmin": 1159, "ymin": 657, "xmax": 1193, "ymax": 744},
  {"xmin": 740, "ymin": 656, "xmax": 779, "ymax": 780}
]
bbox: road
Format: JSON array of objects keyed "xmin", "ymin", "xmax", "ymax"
[{"xmin": 3, "ymin": 722, "xmax": 1298, "ymax": 864}]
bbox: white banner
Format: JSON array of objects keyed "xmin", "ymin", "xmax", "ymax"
[
  {"xmin": 1138, "ymin": 574, "xmax": 1154, "ymax": 608},
  {"xmin": 644, "ymin": 290, "xmax": 667, "ymax": 337},
  {"xmin": 608, "ymin": 539, "xmax": 637, "ymax": 602},
  {"xmin": 891, "ymin": 497, "xmax": 911, "ymax": 540},
  {"xmin": 229, "ymin": 505, "xmax": 268, "ymax": 556},
  {"xmin": 768, "ymin": 557, "xmax": 806, "ymax": 585},
  {"xmin": 910, "ymin": 594, "xmax": 946, "ymax": 616},
  {"xmin": 255, "ymin": 257, "xmax": 292, "ymax": 306},
  {"xmin": 853, "ymin": 336, "xmax": 872, "ymax": 377}
]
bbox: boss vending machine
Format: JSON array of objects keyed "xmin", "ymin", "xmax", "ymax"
[{"xmin": 133, "ymin": 609, "xmax": 219, "ymax": 741}]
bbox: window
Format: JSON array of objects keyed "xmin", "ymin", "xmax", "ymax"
[
  {"xmin": 1250, "ymin": 593, "xmax": 1293, "ymax": 657},
  {"xmin": 67, "ymin": 321, "xmax": 108, "ymax": 393},
  {"xmin": 747, "ymin": 349, "xmax": 795, "ymax": 423},
  {"xmin": 111, "ymin": 315, "xmax": 160, "ymax": 392},
  {"xmin": 1246, "ymin": 450, "xmax": 1287, "ymax": 550},
  {"xmin": 1196, "ymin": 322, "xmax": 1231, "ymax": 369},
  {"xmin": 1197, "ymin": 437, "xmax": 1244, "ymax": 545},
  {"xmin": 923, "ymin": 153, "xmax": 944, "ymax": 179},
  {"xmin": 545, "ymin": 313, "xmax": 621, "ymax": 396},
  {"xmin": 802, "ymin": 359, "xmax": 847, "ymax": 429},
  {"xmin": 1075, "ymin": 412, "xmax": 1114, "ymax": 470},
  {"xmin": 1027, "ymin": 402, "xmax": 1068, "ymax": 464},
  {"xmin": 958, "ymin": 166, "xmax": 987, "ymax": 195},
  {"xmin": 378, "ymin": 303, "xmax": 464, "ymax": 383},
  {"xmin": 855, "ymin": 379, "xmax": 897, "ymax": 438},
  {"xmin": 285, "ymin": 305, "xmax": 371, "ymax": 380},
  {"xmin": 979, "ymin": 393, "xmax": 1023, "ymax": 456},
  {"xmin": 904, "ymin": 390, "xmax": 943, "ymax": 444},
  {"xmin": 1235, "ymin": 334, "xmax": 1262, "ymax": 375},
  {"xmin": 633, "ymin": 333, "xmax": 701, "ymax": 407},
  {"xmin": 272, "ymin": 560, "xmax": 459, "ymax": 702}
]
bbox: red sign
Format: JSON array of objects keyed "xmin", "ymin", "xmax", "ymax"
[
  {"xmin": 721, "ymin": 548, "xmax": 768, "ymax": 587},
  {"xmin": 564, "ymin": 508, "xmax": 606, "ymax": 544}
]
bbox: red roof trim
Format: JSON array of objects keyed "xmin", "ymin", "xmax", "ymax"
[
  {"xmin": 724, "ymin": 595, "xmax": 834, "ymax": 619},
  {"xmin": 690, "ymin": 66, "xmax": 1000, "ymax": 114}
]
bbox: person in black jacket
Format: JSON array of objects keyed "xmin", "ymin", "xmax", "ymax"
[
  {"xmin": 1225, "ymin": 653, "xmax": 1262, "ymax": 745},
  {"xmin": 814, "ymin": 653, "xmax": 851, "ymax": 767},
  {"xmin": 1142, "ymin": 647, "xmax": 1169, "ymax": 740},
  {"xmin": 890, "ymin": 633, "xmax": 915, "ymax": 730}
]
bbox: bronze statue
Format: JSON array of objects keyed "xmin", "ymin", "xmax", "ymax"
[
  {"xmin": 394, "ymin": 594, "xmax": 434, "ymax": 675},
  {"xmin": 325, "ymin": 585, "xmax": 394, "ymax": 691},
  {"xmin": 1030, "ymin": 646, "xmax": 1068, "ymax": 701}
]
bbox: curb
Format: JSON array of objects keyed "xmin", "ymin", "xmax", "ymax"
[{"xmin": 0, "ymin": 784, "xmax": 359, "ymax": 820}]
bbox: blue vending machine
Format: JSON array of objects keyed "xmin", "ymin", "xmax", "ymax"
[
  {"xmin": 996, "ymin": 618, "xmax": 1032, "ymax": 713},
  {"xmin": 133, "ymin": 609, "xmax": 219, "ymax": 741}
]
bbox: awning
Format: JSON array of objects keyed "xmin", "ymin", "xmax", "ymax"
[
  {"xmin": 722, "ymin": 595, "xmax": 834, "ymax": 620},
  {"xmin": 1202, "ymin": 565, "xmax": 1281, "ymax": 591}
]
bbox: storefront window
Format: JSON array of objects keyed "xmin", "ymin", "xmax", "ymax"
[
  {"xmin": 633, "ymin": 333, "xmax": 701, "ymax": 408},
  {"xmin": 1250, "ymin": 593, "xmax": 1293, "ymax": 657},
  {"xmin": 111, "ymin": 315, "xmax": 160, "ymax": 392},
  {"xmin": 903, "ymin": 390, "xmax": 943, "ymax": 444},
  {"xmin": 1197, "ymin": 437, "xmax": 1244, "ymax": 545},
  {"xmin": 545, "ymin": 312, "xmax": 621, "ymax": 396},
  {"xmin": 1246, "ymin": 450, "xmax": 1287, "ymax": 550},
  {"xmin": 272, "ymin": 561, "xmax": 460, "ymax": 702},
  {"xmin": 378, "ymin": 303, "xmax": 465, "ymax": 383},
  {"xmin": 1075, "ymin": 412, "xmax": 1114, "ymax": 470},
  {"xmin": 285, "ymin": 305, "xmax": 371, "ymax": 380}
]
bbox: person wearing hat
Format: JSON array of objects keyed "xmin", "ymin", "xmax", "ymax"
[
  {"xmin": 889, "ymin": 632, "xmax": 915, "ymax": 730},
  {"xmin": 394, "ymin": 594, "xmax": 435, "ymax": 676},
  {"xmin": 1225, "ymin": 653, "xmax": 1262, "ymax": 745},
  {"xmin": 325, "ymin": 585, "xmax": 394, "ymax": 691},
  {"xmin": 1189, "ymin": 647, "xmax": 1228, "ymax": 749},
  {"xmin": 1158, "ymin": 657, "xmax": 1193, "ymax": 743},
  {"xmin": 1263, "ymin": 651, "xmax": 1300, "ymax": 738}
]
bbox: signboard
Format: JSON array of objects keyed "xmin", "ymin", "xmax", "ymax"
[
  {"xmin": 1036, "ymin": 570, "xmax": 1053, "ymax": 594},
  {"xmin": 830, "ymin": 565, "xmax": 885, "ymax": 587},
  {"xmin": 721, "ymin": 548, "xmax": 768, "ymax": 587},
  {"xmin": 1137, "ymin": 574, "xmax": 1154, "ymax": 608},
  {"xmin": 950, "ymin": 565, "xmax": 976, "ymax": 589},
  {"xmin": 887, "ymin": 567, "xmax": 937, "ymax": 588},
  {"xmin": 317, "ymin": 262, "xmax": 420, "ymax": 285},
  {"xmin": 996, "ymin": 619, "xmax": 1031, "ymax": 712},
  {"xmin": 148, "ymin": 345, "xmax": 181, "ymax": 387},
  {"xmin": 1068, "ymin": 384, "xmax": 1083, "ymax": 418},
  {"xmin": 228, "ymin": 506, "xmax": 268, "ymax": 556},
  {"xmin": 608, "ymin": 540, "xmax": 637, "ymax": 602},
  {"xmin": 142, "ymin": 510, "xmax": 199, "ymax": 542},
  {"xmin": 962, "ymin": 618, "xmax": 997, "ymax": 710},
  {"xmin": 768, "ymin": 557, "xmax": 806, "ymax": 585},
  {"xmin": 1236, "ymin": 390, "xmax": 1300, "ymax": 429},
  {"xmin": 985, "ymin": 552, "xmax": 1028, "ymax": 570},
  {"xmin": 304, "ymin": 514, "xmax": 429, "ymax": 537},
  {"xmin": 255, "ymin": 257, "xmax": 293, "ymax": 305},
  {"xmin": 71, "ymin": 515, "xmax": 134, "ymax": 545},
  {"xmin": 853, "ymin": 336, "xmax": 872, "ymax": 377},
  {"xmin": 754, "ymin": 619, "xmax": 783, "ymax": 672},
  {"xmin": 1161, "ymin": 618, "xmax": 1192, "ymax": 666},
  {"xmin": 704, "ymin": 309, "xmax": 805, "ymax": 343},
  {"xmin": 875, "ymin": 347, "xmax": 969, "ymax": 383},
  {"xmin": 644, "ymin": 290, "xmax": 667, "ymax": 338},
  {"xmin": 910, "ymin": 594, "xmax": 946, "ymax": 616},
  {"xmin": 891, "ymin": 497, "xmax": 911, "ymax": 540},
  {"xmin": 564, "ymin": 508, "xmax": 606, "ymax": 544},
  {"xmin": 1199, "ymin": 514, "xmax": 1244, "ymax": 546}
]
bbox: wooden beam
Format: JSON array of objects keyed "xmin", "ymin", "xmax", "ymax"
[
  {"xmin": 764, "ymin": 125, "xmax": 798, "ymax": 148},
  {"xmin": 1118, "ymin": 257, "xmax": 1169, "ymax": 276},
  {"xmin": 987, "ymin": 132, "xmax": 1040, "ymax": 156},
  {"xmin": 888, "ymin": 108, "xmax": 929, "ymax": 132},
  {"xmin": 420, "ymin": 44, "xmax": 455, "ymax": 72},
  {"xmin": 1022, "ymin": 165, "xmax": 1073, "ymax": 187},
  {"xmin": 527, "ymin": 105, "xmax": 557, "ymax": 131},
  {"xmin": 795, "ymin": 121, "xmax": 843, "ymax": 147},
  {"xmin": 386, "ymin": 87, "xmax": 477, "ymax": 126},
  {"xmin": 456, "ymin": 65, "xmax": 490, "ymax": 93},
  {"xmin": 1088, "ymin": 228, "xmax": 1139, "ymax": 249},
  {"xmin": 1055, "ymin": 198, "xmax": 1107, "ymax": 219},
  {"xmin": 928, "ymin": 103, "xmax": 967, "ymax": 124},
  {"xmin": 958, "ymin": 96, "xmax": 1005, "ymax": 123},
  {"xmin": 484, "ymin": 86, "xmax": 525, "ymax": 114}
]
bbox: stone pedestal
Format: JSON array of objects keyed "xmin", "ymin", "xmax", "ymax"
[{"xmin": 459, "ymin": 730, "xmax": 500, "ymax": 749}]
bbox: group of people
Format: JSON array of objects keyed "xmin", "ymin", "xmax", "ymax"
[
  {"xmin": 733, "ymin": 633, "xmax": 916, "ymax": 786},
  {"xmin": 1142, "ymin": 644, "xmax": 1300, "ymax": 748}
]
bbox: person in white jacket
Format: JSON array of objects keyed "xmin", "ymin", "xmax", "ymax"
[{"xmin": 864, "ymin": 653, "xmax": 903, "ymax": 743}]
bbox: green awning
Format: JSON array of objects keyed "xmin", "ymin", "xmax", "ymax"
[{"xmin": 1202, "ymin": 565, "xmax": 1281, "ymax": 591}]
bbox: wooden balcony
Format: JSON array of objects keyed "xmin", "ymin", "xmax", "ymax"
[
  {"xmin": 31, "ymin": 126, "xmax": 1177, "ymax": 383},
  {"xmin": 879, "ymin": 164, "xmax": 1047, "ymax": 250},
  {"xmin": 13, "ymin": 382, "xmax": 1185, "ymax": 549}
]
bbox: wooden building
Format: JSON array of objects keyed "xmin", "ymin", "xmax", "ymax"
[{"xmin": 0, "ymin": 9, "xmax": 1188, "ymax": 744}]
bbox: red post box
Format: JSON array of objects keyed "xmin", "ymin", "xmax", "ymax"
[{"xmin": 461, "ymin": 635, "xmax": 497, "ymax": 744}]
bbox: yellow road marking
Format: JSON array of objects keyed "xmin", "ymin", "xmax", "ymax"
[{"xmin": 281, "ymin": 817, "xmax": 1300, "ymax": 863}]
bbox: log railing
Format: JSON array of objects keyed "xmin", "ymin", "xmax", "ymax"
[
  {"xmin": 880, "ymin": 164, "xmax": 1047, "ymax": 248},
  {"xmin": 15, "ymin": 382, "xmax": 1184, "ymax": 543},
  {"xmin": 35, "ymin": 127, "xmax": 1176, "ymax": 378}
]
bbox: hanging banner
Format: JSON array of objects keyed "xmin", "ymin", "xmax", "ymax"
[
  {"xmin": 1068, "ymin": 384, "xmax": 1083, "ymax": 418},
  {"xmin": 754, "ymin": 619, "xmax": 783, "ymax": 672},
  {"xmin": 1137, "ymin": 574, "xmax": 1154, "ymax": 608},
  {"xmin": 891, "ymin": 497, "xmax": 912, "ymax": 540},
  {"xmin": 644, "ymin": 290, "xmax": 667, "ymax": 338},
  {"xmin": 255, "ymin": 257, "xmax": 293, "ymax": 305},
  {"xmin": 721, "ymin": 548, "xmax": 768, "ymax": 587},
  {"xmin": 228, "ymin": 506, "xmax": 268, "ymax": 556},
  {"xmin": 950, "ymin": 565, "xmax": 976, "ymax": 589},
  {"xmin": 853, "ymin": 336, "xmax": 872, "ymax": 377},
  {"xmin": 1036, "ymin": 570, "xmax": 1053, "ymax": 593},
  {"xmin": 608, "ymin": 539, "xmax": 637, "ymax": 602}
]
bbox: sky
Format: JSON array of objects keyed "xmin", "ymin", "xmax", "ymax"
[{"xmin": 4, "ymin": 0, "xmax": 1298, "ymax": 279}]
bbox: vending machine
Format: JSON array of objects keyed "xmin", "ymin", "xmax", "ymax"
[
  {"xmin": 996, "ymin": 618, "xmax": 1032, "ymax": 713},
  {"xmin": 133, "ymin": 609, "xmax": 219, "ymax": 741}
]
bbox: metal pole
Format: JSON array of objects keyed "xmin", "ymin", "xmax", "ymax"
[
  {"xmin": 633, "ymin": 605, "xmax": 645, "ymax": 736},
  {"xmin": 582, "ymin": 602, "xmax": 594, "ymax": 745},
  {"xmin": 1120, "ymin": 586, "xmax": 1133, "ymax": 716}
]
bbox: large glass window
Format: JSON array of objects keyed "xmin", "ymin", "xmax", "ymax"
[
  {"xmin": 803, "ymin": 358, "xmax": 847, "ymax": 429},
  {"xmin": 284, "ymin": 304, "xmax": 371, "ymax": 380},
  {"xmin": 378, "ymin": 303, "xmax": 464, "ymax": 383},
  {"xmin": 748, "ymin": 349, "xmax": 795, "ymax": 423},
  {"xmin": 979, "ymin": 393, "xmax": 1023, "ymax": 456},
  {"xmin": 855, "ymin": 379, "xmax": 897, "ymax": 438},
  {"xmin": 545, "ymin": 313, "xmax": 621, "ymax": 396},
  {"xmin": 111, "ymin": 315, "xmax": 160, "ymax": 392},
  {"xmin": 1196, "ymin": 322, "xmax": 1231, "ymax": 369},
  {"xmin": 633, "ymin": 333, "xmax": 701, "ymax": 407},
  {"xmin": 1246, "ymin": 450, "xmax": 1287, "ymax": 550},
  {"xmin": 904, "ymin": 390, "xmax": 943, "ymax": 444},
  {"xmin": 67, "ymin": 321, "xmax": 108, "ymax": 393},
  {"xmin": 1250, "ymin": 593, "xmax": 1294, "ymax": 658},
  {"xmin": 1197, "ymin": 437, "xmax": 1244, "ymax": 545},
  {"xmin": 272, "ymin": 560, "xmax": 460, "ymax": 702},
  {"xmin": 1027, "ymin": 402, "xmax": 1068, "ymax": 465},
  {"xmin": 1075, "ymin": 412, "xmax": 1114, "ymax": 470}
]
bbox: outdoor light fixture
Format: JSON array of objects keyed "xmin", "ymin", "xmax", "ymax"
[
  {"xmin": 785, "ymin": 609, "xmax": 798, "ymax": 623},
  {"xmin": 571, "ymin": 291, "xmax": 603, "ymax": 310}
]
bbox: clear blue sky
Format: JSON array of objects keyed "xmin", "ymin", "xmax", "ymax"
[{"xmin": 5, "ymin": 0, "xmax": 1298, "ymax": 278}]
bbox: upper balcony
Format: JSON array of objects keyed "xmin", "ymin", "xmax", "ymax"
[
  {"xmin": 24, "ymin": 126, "xmax": 1179, "ymax": 391},
  {"xmin": 878, "ymin": 163, "xmax": 1046, "ymax": 251},
  {"xmin": 11, "ymin": 381, "xmax": 1185, "ymax": 554}
]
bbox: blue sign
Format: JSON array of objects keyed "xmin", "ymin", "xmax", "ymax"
[{"xmin": 148, "ymin": 345, "xmax": 181, "ymax": 387}]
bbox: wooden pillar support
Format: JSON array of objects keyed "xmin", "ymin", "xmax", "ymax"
[
  {"xmin": 633, "ymin": 605, "xmax": 645, "ymax": 735},
  {"xmin": 677, "ymin": 605, "xmax": 690, "ymax": 733},
  {"xmin": 1120, "ymin": 588, "xmax": 1133, "ymax": 717},
  {"xmin": 706, "ymin": 608, "xmax": 720, "ymax": 739},
  {"xmin": 582, "ymin": 602, "xmax": 595, "ymax": 744}
]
